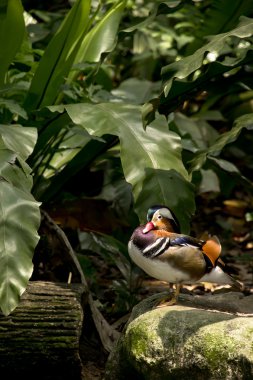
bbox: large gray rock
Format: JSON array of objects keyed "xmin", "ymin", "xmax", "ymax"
[{"xmin": 105, "ymin": 292, "xmax": 253, "ymax": 380}]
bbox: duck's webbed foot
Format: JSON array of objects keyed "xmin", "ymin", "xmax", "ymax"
[{"xmin": 155, "ymin": 284, "xmax": 181, "ymax": 308}]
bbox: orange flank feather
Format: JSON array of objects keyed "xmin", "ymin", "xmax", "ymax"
[{"xmin": 202, "ymin": 236, "xmax": 221, "ymax": 266}]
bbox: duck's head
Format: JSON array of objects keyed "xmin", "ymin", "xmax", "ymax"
[{"xmin": 143, "ymin": 205, "xmax": 180, "ymax": 234}]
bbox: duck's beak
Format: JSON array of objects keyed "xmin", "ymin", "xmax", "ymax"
[{"xmin": 143, "ymin": 221, "xmax": 155, "ymax": 234}]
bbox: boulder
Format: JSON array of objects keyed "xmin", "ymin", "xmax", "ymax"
[{"xmin": 105, "ymin": 292, "xmax": 253, "ymax": 380}]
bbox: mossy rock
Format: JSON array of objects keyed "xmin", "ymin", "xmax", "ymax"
[{"xmin": 105, "ymin": 292, "xmax": 253, "ymax": 380}]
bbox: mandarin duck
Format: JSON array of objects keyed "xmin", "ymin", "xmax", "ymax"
[{"xmin": 128, "ymin": 205, "xmax": 241, "ymax": 305}]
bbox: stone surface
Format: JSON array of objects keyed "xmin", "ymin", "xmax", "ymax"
[{"xmin": 105, "ymin": 292, "xmax": 253, "ymax": 380}]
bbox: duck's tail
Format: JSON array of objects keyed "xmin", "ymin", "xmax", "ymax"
[
  {"xmin": 200, "ymin": 264, "xmax": 244, "ymax": 290},
  {"xmin": 217, "ymin": 262, "xmax": 244, "ymax": 291},
  {"xmin": 200, "ymin": 234, "xmax": 244, "ymax": 290}
]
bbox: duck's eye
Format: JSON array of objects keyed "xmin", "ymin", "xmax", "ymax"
[{"xmin": 157, "ymin": 215, "xmax": 162, "ymax": 220}]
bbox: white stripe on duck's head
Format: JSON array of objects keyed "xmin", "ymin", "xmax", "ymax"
[{"xmin": 143, "ymin": 205, "xmax": 181, "ymax": 234}]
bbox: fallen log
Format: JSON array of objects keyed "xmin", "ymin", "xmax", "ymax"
[{"xmin": 0, "ymin": 281, "xmax": 87, "ymax": 380}]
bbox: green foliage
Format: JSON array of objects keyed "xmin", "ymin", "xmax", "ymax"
[
  {"xmin": 162, "ymin": 17, "xmax": 253, "ymax": 97},
  {"xmin": 49, "ymin": 103, "xmax": 193, "ymax": 229},
  {"xmin": 185, "ymin": 0, "xmax": 253, "ymax": 54},
  {"xmin": 0, "ymin": 0, "xmax": 25, "ymax": 86},
  {"xmin": 0, "ymin": 125, "xmax": 40, "ymax": 316},
  {"xmin": 189, "ymin": 113, "xmax": 253, "ymax": 174},
  {"xmin": 73, "ymin": 1, "xmax": 125, "ymax": 64},
  {"xmin": 143, "ymin": 16, "xmax": 253, "ymax": 124},
  {"xmin": 0, "ymin": 0, "xmax": 126, "ymax": 315},
  {"xmin": 1, "ymin": 0, "xmax": 253, "ymax": 316},
  {"xmin": 24, "ymin": 0, "xmax": 92, "ymax": 110},
  {"xmin": 78, "ymin": 230, "xmax": 139, "ymax": 314}
]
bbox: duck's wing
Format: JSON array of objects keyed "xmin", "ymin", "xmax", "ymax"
[
  {"xmin": 169, "ymin": 234, "xmax": 222, "ymax": 272},
  {"xmin": 142, "ymin": 234, "xmax": 204, "ymax": 260},
  {"xmin": 169, "ymin": 235, "xmax": 204, "ymax": 249}
]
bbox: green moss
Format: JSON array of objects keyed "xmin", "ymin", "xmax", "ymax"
[
  {"xmin": 245, "ymin": 328, "xmax": 253, "ymax": 341},
  {"xmin": 190, "ymin": 321, "xmax": 253, "ymax": 379},
  {"xmin": 128, "ymin": 327, "xmax": 149, "ymax": 357},
  {"xmin": 126, "ymin": 320, "xmax": 160, "ymax": 359},
  {"xmin": 200, "ymin": 332, "xmax": 237, "ymax": 368}
]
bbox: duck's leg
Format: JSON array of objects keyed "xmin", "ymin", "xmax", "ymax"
[{"xmin": 155, "ymin": 284, "xmax": 181, "ymax": 308}]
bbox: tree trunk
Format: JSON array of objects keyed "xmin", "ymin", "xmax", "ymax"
[{"xmin": 0, "ymin": 281, "xmax": 87, "ymax": 380}]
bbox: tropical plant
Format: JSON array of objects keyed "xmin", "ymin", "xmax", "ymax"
[
  {"xmin": 1, "ymin": 0, "xmax": 253, "ymax": 318},
  {"xmin": 0, "ymin": 0, "xmax": 126, "ymax": 315}
]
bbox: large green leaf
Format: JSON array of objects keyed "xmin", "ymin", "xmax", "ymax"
[
  {"xmin": 0, "ymin": 180, "xmax": 40, "ymax": 316},
  {"xmin": 0, "ymin": 125, "xmax": 40, "ymax": 316},
  {"xmin": 73, "ymin": 0, "xmax": 125, "ymax": 65},
  {"xmin": 0, "ymin": 0, "xmax": 25, "ymax": 86},
  {"xmin": 24, "ymin": 0, "xmax": 91, "ymax": 110},
  {"xmin": 52, "ymin": 103, "xmax": 195, "ymax": 232},
  {"xmin": 0, "ymin": 124, "xmax": 37, "ymax": 160}
]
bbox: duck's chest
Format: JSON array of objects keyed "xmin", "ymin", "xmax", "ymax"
[{"xmin": 128, "ymin": 240, "xmax": 192, "ymax": 284}]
